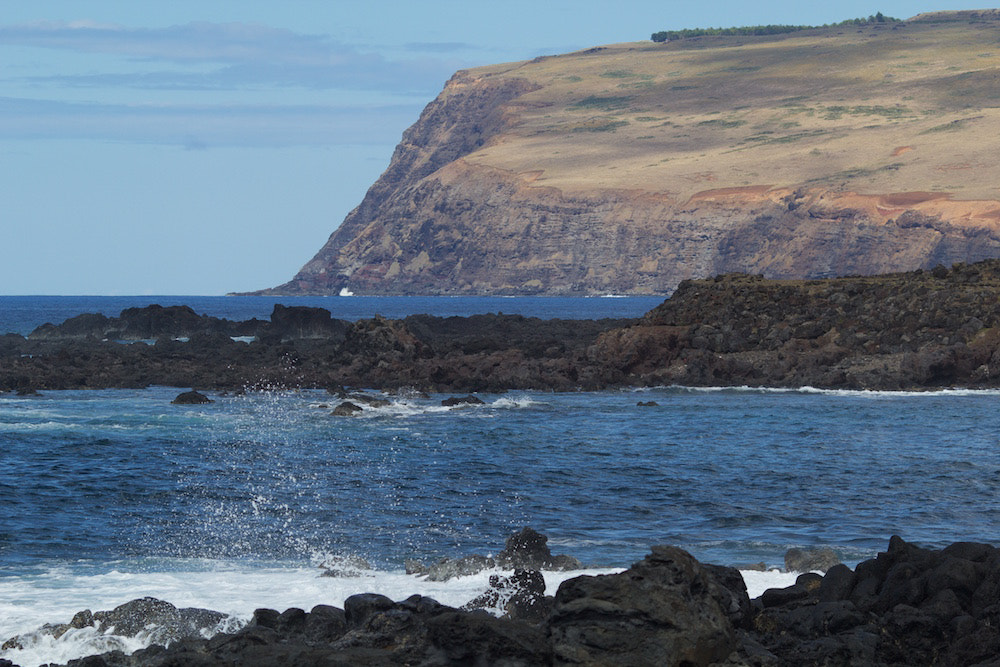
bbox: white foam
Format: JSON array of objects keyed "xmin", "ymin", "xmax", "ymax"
[
  {"xmin": 739, "ymin": 569, "xmax": 799, "ymax": 599},
  {"xmin": 637, "ymin": 384, "xmax": 1000, "ymax": 398},
  {"xmin": 490, "ymin": 395, "xmax": 541, "ymax": 409},
  {"xmin": 0, "ymin": 561, "xmax": 618, "ymax": 667}
]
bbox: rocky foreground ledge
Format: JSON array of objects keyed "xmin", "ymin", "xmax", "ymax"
[
  {"xmin": 7, "ymin": 260, "xmax": 1000, "ymax": 392},
  {"xmin": 4, "ymin": 535, "xmax": 999, "ymax": 666}
]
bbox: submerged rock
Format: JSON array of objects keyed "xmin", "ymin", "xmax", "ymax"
[
  {"xmin": 331, "ymin": 401, "xmax": 363, "ymax": 416},
  {"xmin": 784, "ymin": 545, "xmax": 842, "ymax": 573},
  {"xmin": 318, "ymin": 555, "xmax": 372, "ymax": 578},
  {"xmin": 407, "ymin": 554, "xmax": 497, "ymax": 582},
  {"xmin": 407, "ymin": 528, "xmax": 583, "ymax": 582},
  {"xmin": 170, "ymin": 390, "xmax": 213, "ymax": 405},
  {"xmin": 496, "ymin": 526, "xmax": 582, "ymax": 571},
  {"xmin": 441, "ymin": 394, "xmax": 485, "ymax": 406}
]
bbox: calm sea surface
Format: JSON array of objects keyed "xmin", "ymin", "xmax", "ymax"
[
  {"xmin": 2, "ymin": 296, "xmax": 998, "ymax": 666},
  {"xmin": 0, "ymin": 294, "xmax": 664, "ymax": 337}
]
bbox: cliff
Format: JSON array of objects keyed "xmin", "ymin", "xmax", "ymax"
[{"xmin": 260, "ymin": 13, "xmax": 1000, "ymax": 294}]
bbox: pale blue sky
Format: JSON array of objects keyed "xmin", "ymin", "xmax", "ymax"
[{"xmin": 0, "ymin": 1, "xmax": 981, "ymax": 294}]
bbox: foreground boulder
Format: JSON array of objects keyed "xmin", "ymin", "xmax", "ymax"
[
  {"xmin": 3, "ymin": 597, "xmax": 225, "ymax": 656},
  {"xmin": 550, "ymin": 546, "xmax": 738, "ymax": 666},
  {"xmin": 750, "ymin": 535, "xmax": 1000, "ymax": 665}
]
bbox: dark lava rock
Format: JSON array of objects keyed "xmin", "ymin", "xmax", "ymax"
[
  {"xmin": 405, "ymin": 528, "xmax": 583, "ymax": 582},
  {"xmin": 462, "ymin": 569, "xmax": 551, "ymax": 624},
  {"xmin": 549, "ymin": 545, "xmax": 738, "ymax": 666},
  {"xmin": 344, "ymin": 393, "xmax": 391, "ymax": 408},
  {"xmin": 785, "ymin": 546, "xmax": 842, "ymax": 573},
  {"xmin": 30, "ymin": 536, "xmax": 1000, "ymax": 667},
  {"xmin": 637, "ymin": 400, "xmax": 659, "ymax": 406},
  {"xmin": 267, "ymin": 304, "xmax": 351, "ymax": 342},
  {"xmin": 496, "ymin": 526, "xmax": 582, "ymax": 571},
  {"xmin": 441, "ymin": 394, "xmax": 485, "ymax": 406},
  {"xmin": 4, "ymin": 597, "xmax": 228, "ymax": 658},
  {"xmin": 748, "ymin": 535, "xmax": 1000, "ymax": 666},
  {"xmin": 331, "ymin": 401, "xmax": 363, "ymax": 416},
  {"xmin": 170, "ymin": 390, "xmax": 213, "ymax": 405}
]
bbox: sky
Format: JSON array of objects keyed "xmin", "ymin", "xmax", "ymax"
[{"xmin": 0, "ymin": 1, "xmax": 984, "ymax": 295}]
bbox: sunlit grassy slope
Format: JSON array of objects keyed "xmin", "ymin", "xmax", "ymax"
[{"xmin": 457, "ymin": 11, "xmax": 1000, "ymax": 203}]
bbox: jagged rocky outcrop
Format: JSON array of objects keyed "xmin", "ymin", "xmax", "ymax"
[
  {"xmin": 11, "ymin": 260, "xmax": 1000, "ymax": 391},
  {"xmin": 590, "ymin": 259, "xmax": 1000, "ymax": 389},
  {"xmin": 13, "ymin": 536, "xmax": 1000, "ymax": 666},
  {"xmin": 256, "ymin": 13, "xmax": 1000, "ymax": 296}
]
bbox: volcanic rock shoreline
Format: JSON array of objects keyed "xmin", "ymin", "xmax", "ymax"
[
  {"xmin": 6, "ymin": 260, "xmax": 1000, "ymax": 393},
  {"xmin": 5, "ymin": 534, "xmax": 1000, "ymax": 666}
]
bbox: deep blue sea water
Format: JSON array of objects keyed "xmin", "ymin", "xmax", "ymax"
[
  {"xmin": 0, "ymin": 295, "xmax": 664, "ymax": 337},
  {"xmin": 2, "ymin": 296, "xmax": 999, "ymax": 665}
]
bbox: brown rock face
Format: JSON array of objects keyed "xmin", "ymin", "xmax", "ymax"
[{"xmin": 260, "ymin": 15, "xmax": 1000, "ymax": 295}]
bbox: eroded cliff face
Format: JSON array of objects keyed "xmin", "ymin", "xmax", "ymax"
[
  {"xmin": 261, "ymin": 14, "xmax": 1000, "ymax": 295},
  {"xmin": 269, "ymin": 72, "xmax": 541, "ymax": 294}
]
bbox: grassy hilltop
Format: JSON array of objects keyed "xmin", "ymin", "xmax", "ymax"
[{"xmin": 460, "ymin": 9, "xmax": 1000, "ymax": 203}]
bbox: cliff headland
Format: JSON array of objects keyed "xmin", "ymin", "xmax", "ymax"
[{"xmin": 255, "ymin": 10, "xmax": 1000, "ymax": 296}]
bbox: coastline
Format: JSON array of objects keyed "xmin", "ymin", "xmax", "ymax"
[
  {"xmin": 7, "ymin": 261, "xmax": 1000, "ymax": 393},
  {"xmin": 5, "ymin": 265, "xmax": 1000, "ymax": 664}
]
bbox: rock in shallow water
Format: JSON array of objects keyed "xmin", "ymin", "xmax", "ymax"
[
  {"xmin": 170, "ymin": 390, "xmax": 213, "ymax": 405},
  {"xmin": 784, "ymin": 546, "xmax": 842, "ymax": 573}
]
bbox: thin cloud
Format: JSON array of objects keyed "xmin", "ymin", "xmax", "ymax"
[
  {"xmin": 1, "ymin": 20, "xmax": 463, "ymax": 93},
  {"xmin": 24, "ymin": 59, "xmax": 457, "ymax": 94},
  {"xmin": 0, "ymin": 20, "xmax": 338, "ymax": 64},
  {"xmin": 0, "ymin": 96, "xmax": 423, "ymax": 147}
]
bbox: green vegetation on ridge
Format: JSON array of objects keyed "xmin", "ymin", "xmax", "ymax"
[{"xmin": 651, "ymin": 12, "xmax": 898, "ymax": 42}]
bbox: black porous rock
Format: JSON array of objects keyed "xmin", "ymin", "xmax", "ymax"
[
  {"xmin": 549, "ymin": 545, "xmax": 738, "ymax": 666},
  {"xmin": 170, "ymin": 390, "xmax": 213, "ymax": 405},
  {"xmin": 27, "ymin": 536, "xmax": 1000, "ymax": 667},
  {"xmin": 748, "ymin": 536, "xmax": 1000, "ymax": 666},
  {"xmin": 496, "ymin": 527, "xmax": 582, "ymax": 571},
  {"xmin": 4, "ymin": 597, "xmax": 228, "ymax": 659},
  {"xmin": 406, "ymin": 528, "xmax": 582, "ymax": 582},
  {"xmin": 331, "ymin": 401, "xmax": 363, "ymax": 416},
  {"xmin": 462, "ymin": 569, "xmax": 551, "ymax": 624}
]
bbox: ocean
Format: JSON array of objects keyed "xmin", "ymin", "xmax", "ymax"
[{"xmin": 2, "ymin": 296, "xmax": 999, "ymax": 666}]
